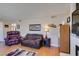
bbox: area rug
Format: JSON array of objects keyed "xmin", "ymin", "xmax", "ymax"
[{"xmin": 6, "ymin": 48, "xmax": 37, "ymax": 56}]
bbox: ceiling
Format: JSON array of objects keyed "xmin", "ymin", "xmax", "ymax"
[{"xmin": 0, "ymin": 3, "xmax": 70, "ymax": 21}]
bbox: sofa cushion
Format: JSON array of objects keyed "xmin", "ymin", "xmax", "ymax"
[
  {"xmin": 25, "ymin": 34, "xmax": 43, "ymax": 40},
  {"xmin": 27, "ymin": 35, "xmax": 33, "ymax": 40},
  {"xmin": 22, "ymin": 40, "xmax": 36, "ymax": 45}
]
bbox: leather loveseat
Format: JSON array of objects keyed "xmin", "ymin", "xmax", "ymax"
[{"xmin": 21, "ymin": 34, "xmax": 43, "ymax": 49}]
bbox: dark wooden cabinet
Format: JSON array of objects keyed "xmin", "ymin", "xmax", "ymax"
[{"xmin": 60, "ymin": 24, "xmax": 70, "ymax": 53}]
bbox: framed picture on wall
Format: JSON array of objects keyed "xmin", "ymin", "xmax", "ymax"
[
  {"xmin": 17, "ymin": 24, "xmax": 20, "ymax": 29},
  {"xmin": 29, "ymin": 24, "xmax": 41, "ymax": 31},
  {"xmin": 67, "ymin": 17, "xmax": 70, "ymax": 23}
]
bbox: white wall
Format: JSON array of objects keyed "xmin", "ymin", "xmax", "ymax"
[
  {"xmin": 2, "ymin": 14, "xmax": 69, "ymax": 47},
  {"xmin": 2, "ymin": 20, "xmax": 15, "ymax": 38},
  {"xmin": 14, "ymin": 14, "xmax": 69, "ymax": 47},
  {"xmin": 0, "ymin": 10, "xmax": 69, "ymax": 47},
  {"xmin": 0, "ymin": 22, "xmax": 4, "ymax": 42},
  {"xmin": 70, "ymin": 3, "xmax": 76, "ymax": 56},
  {"xmin": 1, "ymin": 14, "xmax": 69, "ymax": 47}
]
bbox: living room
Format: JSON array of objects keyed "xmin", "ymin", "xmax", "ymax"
[{"xmin": 0, "ymin": 3, "xmax": 76, "ymax": 56}]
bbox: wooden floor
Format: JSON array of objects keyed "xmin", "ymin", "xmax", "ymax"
[{"xmin": 0, "ymin": 43, "xmax": 60, "ymax": 56}]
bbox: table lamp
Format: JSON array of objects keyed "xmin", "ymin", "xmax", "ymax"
[{"xmin": 44, "ymin": 25, "xmax": 49, "ymax": 39}]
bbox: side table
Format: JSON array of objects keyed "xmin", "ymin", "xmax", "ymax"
[{"xmin": 44, "ymin": 38, "xmax": 51, "ymax": 47}]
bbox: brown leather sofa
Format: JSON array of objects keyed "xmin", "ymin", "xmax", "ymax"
[{"xmin": 21, "ymin": 34, "xmax": 43, "ymax": 48}]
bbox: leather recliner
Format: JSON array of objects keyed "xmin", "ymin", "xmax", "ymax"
[{"xmin": 4, "ymin": 31, "xmax": 21, "ymax": 46}]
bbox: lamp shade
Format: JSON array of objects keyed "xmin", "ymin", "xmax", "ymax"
[
  {"xmin": 44, "ymin": 25, "xmax": 49, "ymax": 32},
  {"xmin": 45, "ymin": 28, "xmax": 49, "ymax": 32}
]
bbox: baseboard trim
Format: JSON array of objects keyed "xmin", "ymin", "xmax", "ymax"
[
  {"xmin": 60, "ymin": 52, "xmax": 70, "ymax": 56},
  {"xmin": 51, "ymin": 44, "xmax": 59, "ymax": 47},
  {"xmin": 0, "ymin": 41, "xmax": 5, "ymax": 44}
]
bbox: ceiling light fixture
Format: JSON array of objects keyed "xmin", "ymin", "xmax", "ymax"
[{"xmin": 48, "ymin": 24, "xmax": 56, "ymax": 28}]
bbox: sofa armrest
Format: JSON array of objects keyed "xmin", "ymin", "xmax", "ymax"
[
  {"xmin": 20, "ymin": 37, "xmax": 24, "ymax": 40},
  {"xmin": 4, "ymin": 38, "xmax": 9, "ymax": 40},
  {"xmin": 34, "ymin": 39, "xmax": 42, "ymax": 44}
]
